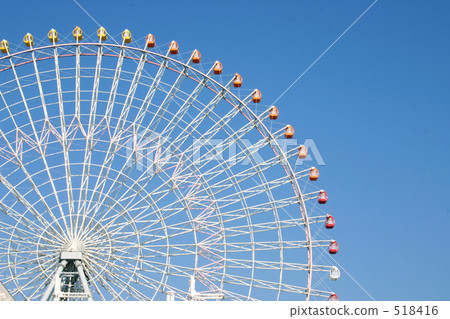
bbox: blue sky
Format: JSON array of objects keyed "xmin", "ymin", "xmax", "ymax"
[{"xmin": 0, "ymin": 0, "xmax": 449, "ymax": 300}]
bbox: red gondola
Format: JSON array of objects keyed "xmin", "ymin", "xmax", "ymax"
[
  {"xmin": 328, "ymin": 293, "xmax": 339, "ymax": 301},
  {"xmin": 325, "ymin": 214, "xmax": 335, "ymax": 229},
  {"xmin": 318, "ymin": 190, "xmax": 328, "ymax": 204},
  {"xmin": 328, "ymin": 240, "xmax": 339, "ymax": 254}
]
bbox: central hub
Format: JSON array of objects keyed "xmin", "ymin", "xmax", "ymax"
[
  {"xmin": 61, "ymin": 239, "xmax": 85, "ymax": 261},
  {"xmin": 65, "ymin": 239, "xmax": 84, "ymax": 253}
]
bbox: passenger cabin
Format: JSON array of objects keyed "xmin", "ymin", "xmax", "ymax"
[
  {"xmin": 325, "ymin": 214, "xmax": 336, "ymax": 229},
  {"xmin": 97, "ymin": 27, "xmax": 107, "ymax": 41},
  {"xmin": 122, "ymin": 29, "xmax": 132, "ymax": 43},
  {"xmin": 48, "ymin": 29, "xmax": 58, "ymax": 43},
  {"xmin": 330, "ymin": 266, "xmax": 340, "ymax": 281},
  {"xmin": 269, "ymin": 106, "xmax": 279, "ymax": 120},
  {"xmin": 146, "ymin": 34, "xmax": 155, "ymax": 47},
  {"xmin": 252, "ymin": 89, "xmax": 262, "ymax": 103},
  {"xmin": 0, "ymin": 40, "xmax": 8, "ymax": 54},
  {"xmin": 192, "ymin": 49, "xmax": 201, "ymax": 63},
  {"xmin": 298, "ymin": 145, "xmax": 308, "ymax": 159},
  {"xmin": 328, "ymin": 293, "xmax": 339, "ymax": 301},
  {"xmin": 213, "ymin": 61, "xmax": 223, "ymax": 75},
  {"xmin": 318, "ymin": 190, "xmax": 328, "ymax": 204},
  {"xmin": 309, "ymin": 167, "xmax": 319, "ymax": 181},
  {"xmin": 329, "ymin": 240, "xmax": 339, "ymax": 254},
  {"xmin": 169, "ymin": 41, "xmax": 179, "ymax": 54},
  {"xmin": 23, "ymin": 33, "xmax": 34, "ymax": 47},
  {"xmin": 233, "ymin": 73, "xmax": 243, "ymax": 87},
  {"xmin": 284, "ymin": 125, "xmax": 294, "ymax": 139},
  {"xmin": 73, "ymin": 26, "xmax": 83, "ymax": 41}
]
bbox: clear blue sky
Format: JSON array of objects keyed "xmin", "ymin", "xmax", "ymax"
[{"xmin": 0, "ymin": 0, "xmax": 449, "ymax": 300}]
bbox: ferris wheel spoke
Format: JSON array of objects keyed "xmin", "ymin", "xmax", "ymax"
[
  {"xmin": 51, "ymin": 45, "xmax": 78, "ymax": 238},
  {"xmin": 166, "ymin": 104, "xmax": 241, "ymax": 166},
  {"xmin": 217, "ymin": 175, "xmax": 296, "ymax": 208},
  {"xmin": 102, "ymin": 198, "xmax": 188, "ymax": 242},
  {"xmin": 201, "ymin": 158, "xmax": 302, "ymax": 205},
  {"xmin": 112, "ymin": 265, "xmax": 166, "ymax": 293},
  {"xmin": 10, "ymin": 270, "xmax": 48, "ymax": 298},
  {"xmin": 107, "ymin": 223, "xmax": 189, "ymax": 249},
  {"xmin": 72, "ymin": 40, "xmax": 85, "ymax": 232},
  {"xmin": 77, "ymin": 44, "xmax": 103, "ymax": 221},
  {"xmin": 201, "ymin": 240, "xmax": 306, "ymax": 253},
  {"xmin": 101, "ymin": 183, "xmax": 185, "ymax": 231},
  {"xmin": 75, "ymin": 41, "xmax": 81, "ymax": 118}
]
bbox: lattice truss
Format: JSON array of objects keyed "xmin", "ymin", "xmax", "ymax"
[{"xmin": 0, "ymin": 28, "xmax": 339, "ymax": 301}]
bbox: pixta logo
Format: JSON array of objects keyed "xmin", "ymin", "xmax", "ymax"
[
  {"xmin": 126, "ymin": 131, "xmax": 325, "ymax": 173},
  {"xmin": 125, "ymin": 131, "xmax": 173, "ymax": 174},
  {"xmin": 192, "ymin": 138, "xmax": 325, "ymax": 167}
]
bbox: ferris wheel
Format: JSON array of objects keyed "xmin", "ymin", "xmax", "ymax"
[{"xmin": 0, "ymin": 26, "xmax": 340, "ymax": 301}]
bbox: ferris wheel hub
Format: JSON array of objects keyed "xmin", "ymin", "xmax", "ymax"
[{"xmin": 64, "ymin": 239, "xmax": 85, "ymax": 254}]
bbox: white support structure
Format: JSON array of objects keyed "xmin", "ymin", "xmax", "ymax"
[
  {"xmin": 188, "ymin": 276, "xmax": 224, "ymax": 301},
  {"xmin": 0, "ymin": 280, "xmax": 13, "ymax": 301},
  {"xmin": 42, "ymin": 251, "xmax": 93, "ymax": 301}
]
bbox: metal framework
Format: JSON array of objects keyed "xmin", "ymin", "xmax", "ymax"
[{"xmin": 0, "ymin": 29, "xmax": 339, "ymax": 301}]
